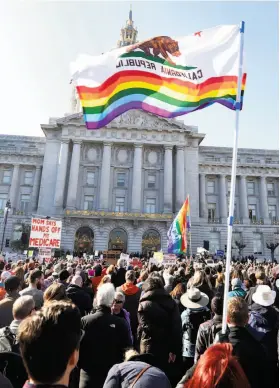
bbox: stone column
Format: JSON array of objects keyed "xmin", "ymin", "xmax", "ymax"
[
  {"xmin": 239, "ymin": 175, "xmax": 249, "ymax": 223},
  {"xmin": 184, "ymin": 138, "xmax": 199, "ymax": 222},
  {"xmin": 175, "ymin": 146, "xmax": 185, "ymax": 211},
  {"xmin": 9, "ymin": 164, "xmax": 20, "ymax": 212},
  {"xmin": 164, "ymin": 145, "xmax": 173, "ymax": 213},
  {"xmin": 259, "ymin": 176, "xmax": 269, "ymax": 221},
  {"xmin": 99, "ymin": 142, "xmax": 112, "ymax": 211},
  {"xmin": 66, "ymin": 140, "xmax": 82, "ymax": 209},
  {"xmin": 219, "ymin": 174, "xmax": 227, "ymax": 220},
  {"xmin": 199, "ymin": 173, "xmax": 207, "ymax": 218},
  {"xmin": 131, "ymin": 144, "xmax": 143, "ymax": 212},
  {"xmin": 54, "ymin": 140, "xmax": 70, "ymax": 213},
  {"xmin": 32, "ymin": 166, "xmax": 42, "ymax": 211}
]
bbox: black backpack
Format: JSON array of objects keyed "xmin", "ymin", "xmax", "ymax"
[
  {"xmin": 185, "ymin": 309, "xmax": 210, "ymax": 344},
  {"xmin": 0, "ymin": 327, "xmax": 18, "ymax": 353}
]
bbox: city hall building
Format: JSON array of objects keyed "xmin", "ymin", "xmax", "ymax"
[{"xmin": 0, "ymin": 11, "xmax": 279, "ymax": 259}]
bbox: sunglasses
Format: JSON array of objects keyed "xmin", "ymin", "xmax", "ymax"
[{"xmin": 113, "ymin": 299, "xmax": 123, "ymax": 304}]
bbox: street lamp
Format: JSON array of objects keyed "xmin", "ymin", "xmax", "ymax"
[{"xmin": 1, "ymin": 199, "xmax": 11, "ymax": 252}]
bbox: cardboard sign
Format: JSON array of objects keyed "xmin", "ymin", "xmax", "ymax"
[
  {"xmin": 163, "ymin": 254, "xmax": 177, "ymax": 265},
  {"xmin": 120, "ymin": 253, "xmax": 130, "ymax": 266},
  {"xmin": 153, "ymin": 252, "xmax": 163, "ymax": 262},
  {"xmin": 38, "ymin": 248, "xmax": 52, "ymax": 262},
  {"xmin": 29, "ymin": 218, "xmax": 62, "ymax": 249}
]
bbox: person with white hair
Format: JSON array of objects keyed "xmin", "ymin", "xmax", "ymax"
[
  {"xmin": 66, "ymin": 275, "xmax": 92, "ymax": 317},
  {"xmin": 111, "ymin": 258, "xmax": 127, "ymax": 288},
  {"xmin": 79, "ymin": 283, "xmax": 132, "ymax": 388}
]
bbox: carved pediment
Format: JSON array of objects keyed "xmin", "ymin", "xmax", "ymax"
[{"xmin": 55, "ymin": 110, "xmax": 193, "ymax": 133}]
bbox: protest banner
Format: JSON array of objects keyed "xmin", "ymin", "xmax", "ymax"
[
  {"xmin": 120, "ymin": 253, "xmax": 130, "ymax": 266},
  {"xmin": 153, "ymin": 252, "xmax": 163, "ymax": 263},
  {"xmin": 216, "ymin": 250, "xmax": 224, "ymax": 257},
  {"xmin": 29, "ymin": 218, "xmax": 62, "ymax": 249},
  {"xmin": 130, "ymin": 258, "xmax": 143, "ymax": 268},
  {"xmin": 163, "ymin": 254, "xmax": 177, "ymax": 265},
  {"xmin": 38, "ymin": 248, "xmax": 52, "ymax": 262}
]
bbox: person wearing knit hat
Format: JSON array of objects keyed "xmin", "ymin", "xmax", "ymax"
[{"xmin": 228, "ymin": 278, "xmax": 246, "ymax": 299}]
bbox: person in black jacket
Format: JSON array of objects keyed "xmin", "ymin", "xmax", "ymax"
[
  {"xmin": 220, "ymin": 297, "xmax": 268, "ymax": 388},
  {"xmin": 66, "ymin": 275, "xmax": 92, "ymax": 317},
  {"xmin": 79, "ymin": 283, "xmax": 132, "ymax": 388},
  {"xmin": 195, "ymin": 295, "xmax": 223, "ymax": 362},
  {"xmin": 117, "ymin": 270, "xmax": 141, "ymax": 346},
  {"xmin": 111, "ymin": 258, "xmax": 127, "ymax": 288},
  {"xmin": 247, "ymin": 285, "xmax": 279, "ymax": 387},
  {"xmin": 138, "ymin": 274, "xmax": 182, "ymax": 381}
]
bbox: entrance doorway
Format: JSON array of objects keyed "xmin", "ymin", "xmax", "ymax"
[{"xmin": 74, "ymin": 226, "xmax": 94, "ymax": 254}]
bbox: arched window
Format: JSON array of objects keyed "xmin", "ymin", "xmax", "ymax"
[
  {"xmin": 108, "ymin": 228, "xmax": 128, "ymax": 252},
  {"xmin": 74, "ymin": 226, "xmax": 94, "ymax": 254},
  {"xmin": 142, "ymin": 229, "xmax": 161, "ymax": 254}
]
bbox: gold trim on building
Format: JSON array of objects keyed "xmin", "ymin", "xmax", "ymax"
[{"xmin": 65, "ymin": 209, "xmax": 173, "ymax": 220}]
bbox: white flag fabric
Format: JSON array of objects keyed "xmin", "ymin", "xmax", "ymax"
[{"xmin": 71, "ymin": 24, "xmax": 246, "ymax": 129}]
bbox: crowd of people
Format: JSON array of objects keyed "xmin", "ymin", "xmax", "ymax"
[{"xmin": 0, "ymin": 254, "xmax": 278, "ymax": 388}]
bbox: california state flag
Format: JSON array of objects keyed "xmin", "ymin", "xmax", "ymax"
[{"xmin": 71, "ymin": 24, "xmax": 246, "ymax": 129}]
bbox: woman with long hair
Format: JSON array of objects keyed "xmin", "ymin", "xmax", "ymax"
[
  {"xmin": 43, "ymin": 282, "xmax": 70, "ymax": 303},
  {"xmin": 215, "ymin": 273, "xmax": 225, "ymax": 297},
  {"xmin": 170, "ymin": 283, "xmax": 186, "ymax": 314},
  {"xmin": 185, "ymin": 343, "xmax": 250, "ymax": 388},
  {"xmin": 187, "ymin": 270, "xmax": 213, "ymax": 303}
]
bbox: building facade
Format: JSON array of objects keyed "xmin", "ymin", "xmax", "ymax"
[{"xmin": 0, "ymin": 10, "xmax": 278, "ymax": 259}]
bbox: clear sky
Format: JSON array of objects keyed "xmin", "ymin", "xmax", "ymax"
[{"xmin": 0, "ymin": 1, "xmax": 278, "ymax": 149}]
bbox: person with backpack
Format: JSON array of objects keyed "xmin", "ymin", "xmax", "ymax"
[
  {"xmin": 194, "ymin": 296, "xmax": 223, "ymax": 362},
  {"xmin": 180, "ymin": 287, "xmax": 211, "ymax": 371},
  {"xmin": 247, "ymin": 285, "xmax": 279, "ymax": 387}
]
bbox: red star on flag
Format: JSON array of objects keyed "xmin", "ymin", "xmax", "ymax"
[{"xmin": 194, "ymin": 31, "xmax": 202, "ymax": 37}]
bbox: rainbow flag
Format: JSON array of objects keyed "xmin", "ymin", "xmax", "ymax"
[
  {"xmin": 71, "ymin": 25, "xmax": 246, "ymax": 130},
  {"xmin": 186, "ymin": 196, "xmax": 191, "ymax": 232},
  {"xmin": 167, "ymin": 197, "xmax": 190, "ymax": 254}
]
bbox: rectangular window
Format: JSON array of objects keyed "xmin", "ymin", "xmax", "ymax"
[
  {"xmin": 20, "ymin": 194, "xmax": 30, "ymax": 213},
  {"xmin": 209, "ymin": 232, "xmax": 220, "ymax": 253},
  {"xmin": 117, "ymin": 173, "xmax": 126, "ymax": 187},
  {"xmin": 227, "ymin": 200, "xmax": 237, "ymax": 218},
  {"xmin": 207, "ymin": 181, "xmax": 215, "ymax": 194},
  {"xmin": 13, "ymin": 224, "xmax": 23, "ymax": 240},
  {"xmin": 83, "ymin": 195, "xmax": 94, "ymax": 210},
  {"xmin": 267, "ymin": 183, "xmax": 275, "ymax": 196},
  {"xmin": 146, "ymin": 198, "xmax": 156, "ymax": 213},
  {"xmin": 248, "ymin": 204, "xmax": 257, "ymax": 220},
  {"xmin": 268, "ymin": 205, "xmax": 277, "ymax": 219},
  {"xmin": 208, "ymin": 203, "xmax": 216, "ymax": 220},
  {"xmin": 0, "ymin": 194, "xmax": 8, "ymax": 210},
  {"xmin": 24, "ymin": 171, "xmax": 33, "ymax": 185},
  {"xmin": 227, "ymin": 180, "xmax": 231, "ymax": 194},
  {"xmin": 253, "ymin": 233, "xmax": 263, "ymax": 254},
  {"xmin": 147, "ymin": 174, "xmax": 156, "ymax": 188},
  {"xmin": 2, "ymin": 170, "xmax": 12, "ymax": 184},
  {"xmin": 86, "ymin": 172, "xmax": 95, "ymax": 186},
  {"xmin": 247, "ymin": 181, "xmax": 255, "ymax": 195},
  {"xmin": 115, "ymin": 197, "xmax": 125, "ymax": 212}
]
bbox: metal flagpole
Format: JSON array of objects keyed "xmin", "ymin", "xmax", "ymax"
[
  {"xmin": 222, "ymin": 21, "xmax": 245, "ymax": 334},
  {"xmin": 188, "ymin": 194, "xmax": 192, "ymax": 258}
]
